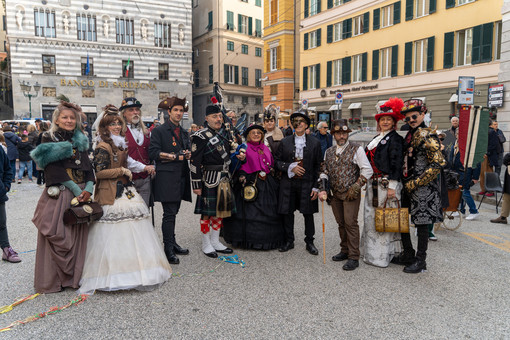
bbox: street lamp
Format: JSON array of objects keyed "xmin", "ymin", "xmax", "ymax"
[{"xmin": 19, "ymin": 81, "xmax": 41, "ymax": 119}]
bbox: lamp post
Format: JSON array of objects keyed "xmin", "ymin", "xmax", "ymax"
[{"xmin": 19, "ymin": 81, "xmax": 41, "ymax": 119}]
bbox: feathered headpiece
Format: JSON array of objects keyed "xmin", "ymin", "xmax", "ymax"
[{"xmin": 375, "ymin": 97, "xmax": 405, "ymax": 122}]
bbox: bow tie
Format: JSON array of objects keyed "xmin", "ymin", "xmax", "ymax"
[{"xmin": 129, "ymin": 123, "xmax": 141, "ymax": 129}]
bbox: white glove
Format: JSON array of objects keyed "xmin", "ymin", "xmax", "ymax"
[{"xmin": 121, "ymin": 167, "xmax": 132, "ymax": 180}]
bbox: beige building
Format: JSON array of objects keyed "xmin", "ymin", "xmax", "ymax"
[{"xmin": 192, "ymin": 0, "xmax": 264, "ymax": 125}]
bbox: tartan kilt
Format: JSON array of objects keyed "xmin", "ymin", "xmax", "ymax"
[{"xmin": 194, "ymin": 172, "xmax": 236, "ymax": 216}]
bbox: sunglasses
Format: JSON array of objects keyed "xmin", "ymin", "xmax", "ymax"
[
  {"xmin": 404, "ymin": 114, "xmax": 419, "ymax": 122},
  {"xmin": 293, "ymin": 118, "xmax": 306, "ymax": 124},
  {"xmin": 440, "ymin": 138, "xmax": 445, "ymax": 141},
  {"xmin": 264, "ymin": 118, "xmax": 275, "ymax": 122}
]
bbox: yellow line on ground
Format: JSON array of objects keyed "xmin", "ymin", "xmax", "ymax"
[{"xmin": 463, "ymin": 232, "xmax": 510, "ymax": 253}]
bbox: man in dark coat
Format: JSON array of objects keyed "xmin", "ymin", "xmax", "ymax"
[
  {"xmin": 275, "ymin": 111, "xmax": 322, "ymax": 254},
  {"xmin": 488, "ymin": 120, "xmax": 504, "ymax": 177},
  {"xmin": 313, "ymin": 121, "xmax": 333, "ymax": 158},
  {"xmin": 0, "ymin": 147, "xmax": 20, "ymax": 263},
  {"xmin": 148, "ymin": 97, "xmax": 192, "ymax": 265}
]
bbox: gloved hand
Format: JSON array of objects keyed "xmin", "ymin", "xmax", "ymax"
[
  {"xmin": 121, "ymin": 167, "xmax": 133, "ymax": 181},
  {"xmin": 345, "ymin": 182, "xmax": 361, "ymax": 201}
]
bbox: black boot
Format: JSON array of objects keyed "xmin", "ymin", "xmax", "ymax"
[
  {"xmin": 403, "ymin": 258, "xmax": 427, "ymax": 273},
  {"xmin": 173, "ymin": 241, "xmax": 189, "ymax": 255},
  {"xmin": 164, "ymin": 245, "xmax": 180, "ymax": 265},
  {"xmin": 391, "ymin": 250, "xmax": 415, "ymax": 266}
]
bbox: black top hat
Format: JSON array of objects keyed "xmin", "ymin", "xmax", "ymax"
[
  {"xmin": 331, "ymin": 119, "xmax": 352, "ymax": 133},
  {"xmin": 243, "ymin": 124, "xmax": 265, "ymax": 138},
  {"xmin": 206, "ymin": 105, "xmax": 222, "ymax": 116},
  {"xmin": 158, "ymin": 97, "xmax": 188, "ymax": 112},
  {"xmin": 119, "ymin": 97, "xmax": 142, "ymax": 111},
  {"xmin": 290, "ymin": 111, "xmax": 311, "ymax": 126},
  {"xmin": 401, "ymin": 98, "xmax": 427, "ymax": 114}
]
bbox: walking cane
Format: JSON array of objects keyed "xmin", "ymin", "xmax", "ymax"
[{"xmin": 322, "ymin": 200, "xmax": 326, "ymax": 264}]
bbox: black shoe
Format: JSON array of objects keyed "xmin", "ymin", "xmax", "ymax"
[
  {"xmin": 203, "ymin": 251, "xmax": 218, "ymax": 258},
  {"xmin": 306, "ymin": 243, "xmax": 319, "ymax": 255},
  {"xmin": 391, "ymin": 251, "xmax": 416, "ymax": 266},
  {"xmin": 164, "ymin": 247, "xmax": 180, "ymax": 265},
  {"xmin": 216, "ymin": 248, "xmax": 233, "ymax": 254},
  {"xmin": 278, "ymin": 242, "xmax": 294, "ymax": 252},
  {"xmin": 173, "ymin": 243, "xmax": 190, "ymax": 255},
  {"xmin": 332, "ymin": 252, "xmax": 348, "ymax": 262},
  {"xmin": 342, "ymin": 259, "xmax": 359, "ymax": 271},
  {"xmin": 403, "ymin": 259, "xmax": 427, "ymax": 273}
]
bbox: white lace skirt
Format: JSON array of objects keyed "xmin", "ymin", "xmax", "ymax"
[{"xmin": 79, "ymin": 189, "xmax": 172, "ymax": 294}]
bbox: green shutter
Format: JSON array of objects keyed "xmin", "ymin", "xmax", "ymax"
[
  {"xmin": 429, "ymin": 0, "xmax": 436, "ymax": 14},
  {"xmin": 224, "ymin": 64, "xmax": 229, "ymax": 83},
  {"xmin": 443, "ymin": 32, "xmax": 454, "ymax": 68},
  {"xmin": 304, "ymin": 33, "xmax": 309, "ymax": 50},
  {"xmin": 248, "ymin": 17, "xmax": 252, "ymax": 35},
  {"xmin": 427, "ymin": 36, "xmax": 435, "ymax": 72},
  {"xmin": 373, "ymin": 9, "xmax": 380, "ymax": 30},
  {"xmin": 481, "ymin": 22, "xmax": 494, "ymax": 62},
  {"xmin": 327, "ymin": 24, "xmax": 333, "ymax": 43},
  {"xmin": 316, "ymin": 63, "xmax": 321, "ymax": 88},
  {"xmin": 394, "ymin": 1, "xmax": 401, "ymax": 24},
  {"xmin": 372, "ymin": 50, "xmax": 379, "ymax": 80},
  {"xmin": 235, "ymin": 65, "xmax": 239, "ymax": 84},
  {"xmin": 256, "ymin": 19, "xmax": 261, "ymax": 36},
  {"xmin": 361, "ymin": 52, "xmax": 367, "ymax": 82},
  {"xmin": 327, "ymin": 61, "xmax": 332, "ymax": 87},
  {"xmin": 208, "ymin": 11, "xmax": 213, "ymax": 30},
  {"xmin": 304, "ymin": 0, "xmax": 309, "ymax": 18},
  {"xmin": 391, "ymin": 45, "xmax": 398, "ymax": 77},
  {"xmin": 342, "ymin": 57, "xmax": 351, "ymax": 85},
  {"xmin": 446, "ymin": 0, "xmax": 455, "ymax": 9},
  {"xmin": 363, "ymin": 12, "xmax": 369, "ymax": 34},
  {"xmin": 317, "ymin": 0, "xmax": 322, "ymax": 13},
  {"xmin": 405, "ymin": 0, "xmax": 413, "ymax": 21},
  {"xmin": 227, "ymin": 11, "xmax": 233, "ymax": 30},
  {"xmin": 328, "ymin": 0, "xmax": 333, "ymax": 9},
  {"xmin": 472, "ymin": 24, "xmax": 482, "ymax": 64},
  {"xmin": 317, "ymin": 29, "xmax": 322, "ymax": 47},
  {"xmin": 238, "ymin": 14, "xmax": 242, "ymax": 33},
  {"xmin": 404, "ymin": 41, "xmax": 412, "ymax": 74},
  {"xmin": 343, "ymin": 18, "xmax": 352, "ymax": 39},
  {"xmin": 303, "ymin": 66, "xmax": 308, "ymax": 90}
]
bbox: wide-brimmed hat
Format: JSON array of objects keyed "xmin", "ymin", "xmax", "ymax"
[
  {"xmin": 401, "ymin": 98, "xmax": 427, "ymax": 115},
  {"xmin": 290, "ymin": 111, "xmax": 310, "ymax": 126},
  {"xmin": 331, "ymin": 119, "xmax": 352, "ymax": 133},
  {"xmin": 375, "ymin": 97, "xmax": 405, "ymax": 122},
  {"xmin": 119, "ymin": 97, "xmax": 142, "ymax": 111},
  {"xmin": 158, "ymin": 96, "xmax": 188, "ymax": 112},
  {"xmin": 243, "ymin": 124, "xmax": 265, "ymax": 138}
]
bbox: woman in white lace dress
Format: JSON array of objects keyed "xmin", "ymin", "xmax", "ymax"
[{"xmin": 79, "ymin": 106, "xmax": 171, "ymax": 294}]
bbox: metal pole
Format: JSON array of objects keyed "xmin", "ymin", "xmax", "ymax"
[{"xmin": 28, "ymin": 94, "xmax": 32, "ymax": 119}]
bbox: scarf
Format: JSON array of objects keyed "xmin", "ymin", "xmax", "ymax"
[{"xmin": 240, "ymin": 141, "xmax": 273, "ymax": 174}]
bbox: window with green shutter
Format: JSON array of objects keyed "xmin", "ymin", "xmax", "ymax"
[
  {"xmin": 304, "ymin": 0, "xmax": 310, "ymax": 18},
  {"xmin": 443, "ymin": 32, "xmax": 454, "ymax": 68},
  {"xmin": 248, "ymin": 17, "xmax": 253, "ymax": 35},
  {"xmin": 234, "ymin": 66, "xmax": 239, "ymax": 84},
  {"xmin": 427, "ymin": 36, "xmax": 435, "ymax": 71},
  {"xmin": 256, "ymin": 0, "xmax": 262, "ymax": 7},
  {"xmin": 481, "ymin": 22, "xmax": 494, "ymax": 63},
  {"xmin": 446, "ymin": 0, "xmax": 455, "ymax": 9},
  {"xmin": 227, "ymin": 41, "xmax": 234, "ymax": 51},
  {"xmin": 207, "ymin": 11, "xmax": 213, "ymax": 30},
  {"xmin": 361, "ymin": 52, "xmax": 367, "ymax": 82},
  {"xmin": 405, "ymin": 0, "xmax": 413, "ymax": 21},
  {"xmin": 242, "ymin": 67, "xmax": 249, "ymax": 86},
  {"xmin": 327, "ymin": 61, "xmax": 332, "ymax": 87},
  {"xmin": 472, "ymin": 24, "xmax": 482, "ymax": 64},
  {"xmin": 394, "ymin": 1, "xmax": 401, "ymax": 24},
  {"xmin": 327, "ymin": 24, "xmax": 333, "ymax": 43},
  {"xmin": 255, "ymin": 19, "xmax": 262, "ymax": 37},
  {"xmin": 241, "ymin": 44, "xmax": 248, "ymax": 54},
  {"xmin": 328, "ymin": 0, "xmax": 334, "ymax": 9},
  {"xmin": 404, "ymin": 41, "xmax": 412, "ymax": 74},
  {"xmin": 363, "ymin": 12, "xmax": 370, "ymax": 34},
  {"xmin": 224, "ymin": 64, "xmax": 229, "ymax": 83},
  {"xmin": 317, "ymin": 29, "xmax": 322, "ymax": 47},
  {"xmin": 391, "ymin": 45, "xmax": 398, "ymax": 77},
  {"xmin": 255, "ymin": 47, "xmax": 262, "ymax": 57},
  {"xmin": 342, "ymin": 18, "xmax": 352, "ymax": 39},
  {"xmin": 317, "ymin": 0, "xmax": 322, "ymax": 13},
  {"xmin": 304, "ymin": 33, "xmax": 309, "ymax": 50},
  {"xmin": 303, "ymin": 66, "xmax": 308, "ymax": 90},
  {"xmin": 372, "ymin": 50, "xmax": 379, "ymax": 80},
  {"xmin": 373, "ymin": 9, "xmax": 380, "ymax": 30},
  {"xmin": 316, "ymin": 63, "xmax": 321, "ymax": 88},
  {"xmin": 342, "ymin": 57, "xmax": 351, "ymax": 85},
  {"xmin": 227, "ymin": 11, "xmax": 234, "ymax": 30},
  {"xmin": 429, "ymin": 0, "xmax": 436, "ymax": 14}
]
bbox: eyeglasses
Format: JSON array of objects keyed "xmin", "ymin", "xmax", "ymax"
[
  {"xmin": 109, "ymin": 122, "xmax": 122, "ymax": 127},
  {"xmin": 404, "ymin": 114, "xmax": 419, "ymax": 122},
  {"xmin": 292, "ymin": 118, "xmax": 306, "ymax": 125},
  {"xmin": 264, "ymin": 118, "xmax": 275, "ymax": 122}
]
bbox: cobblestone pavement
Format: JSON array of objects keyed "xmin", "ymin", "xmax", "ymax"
[{"xmin": 1, "ymin": 181, "xmax": 509, "ymax": 339}]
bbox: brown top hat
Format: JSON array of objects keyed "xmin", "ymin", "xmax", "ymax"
[
  {"xmin": 331, "ymin": 119, "xmax": 352, "ymax": 133},
  {"xmin": 158, "ymin": 96, "xmax": 188, "ymax": 112}
]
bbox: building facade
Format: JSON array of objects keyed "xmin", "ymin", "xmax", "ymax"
[
  {"xmin": 192, "ymin": 0, "xmax": 264, "ymax": 125},
  {"xmin": 263, "ymin": 0, "xmax": 301, "ymax": 121},
  {"xmin": 300, "ymin": 0, "xmax": 503, "ymax": 130},
  {"xmin": 0, "ymin": 2, "xmax": 12, "ymax": 118},
  {"xmin": 5, "ymin": 0, "xmax": 193, "ymax": 126}
]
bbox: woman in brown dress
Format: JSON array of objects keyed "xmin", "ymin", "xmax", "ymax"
[{"xmin": 31, "ymin": 102, "xmax": 95, "ymax": 293}]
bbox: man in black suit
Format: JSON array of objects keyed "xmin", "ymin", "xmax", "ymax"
[
  {"xmin": 148, "ymin": 97, "xmax": 192, "ymax": 265},
  {"xmin": 275, "ymin": 111, "xmax": 322, "ymax": 255}
]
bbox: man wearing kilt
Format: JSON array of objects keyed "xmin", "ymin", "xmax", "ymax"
[{"xmin": 190, "ymin": 105, "xmax": 246, "ymax": 258}]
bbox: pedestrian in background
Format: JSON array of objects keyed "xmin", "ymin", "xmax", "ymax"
[
  {"xmin": 16, "ymin": 133, "xmax": 34, "ymax": 183},
  {"xmin": 2, "ymin": 126, "xmax": 20, "ymax": 182},
  {"xmin": 313, "ymin": 121, "xmax": 333, "ymax": 158},
  {"xmin": 491, "ymin": 152, "xmax": 510, "ymax": 224},
  {"xmin": 35, "ymin": 122, "xmax": 49, "ymax": 187},
  {"xmin": 488, "ymin": 120, "xmax": 504, "ymax": 178}
]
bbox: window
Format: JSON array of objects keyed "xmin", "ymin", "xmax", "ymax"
[
  {"xmin": 116, "ymin": 18, "xmax": 134, "ymax": 45},
  {"xmin": 3, "ymin": 16, "xmax": 5, "ymax": 30},
  {"xmin": 310, "ymin": 0, "xmax": 318, "ymax": 16},
  {"xmin": 241, "ymin": 44, "xmax": 248, "ymax": 54},
  {"xmin": 270, "ymin": 47, "xmax": 278, "ymax": 71},
  {"xmin": 242, "ymin": 67, "xmax": 249, "ymax": 86},
  {"xmin": 34, "ymin": 8, "xmax": 56, "ymax": 38},
  {"xmin": 255, "ymin": 47, "xmax": 262, "ymax": 57},
  {"xmin": 42, "ymin": 55, "xmax": 56, "ymax": 74},
  {"xmin": 256, "ymin": 0, "xmax": 262, "ymax": 7},
  {"xmin": 414, "ymin": 39, "xmax": 428, "ymax": 72},
  {"xmin": 270, "ymin": 0, "xmax": 278, "ymax": 24},
  {"xmin": 122, "ymin": 60, "xmax": 134, "ymax": 78},
  {"xmin": 227, "ymin": 11, "xmax": 234, "ymax": 30},
  {"xmin": 494, "ymin": 21, "xmax": 502, "ymax": 61},
  {"xmin": 227, "ymin": 41, "xmax": 234, "ymax": 51},
  {"xmin": 209, "ymin": 64, "xmax": 214, "ymax": 84},
  {"xmin": 226, "ymin": 65, "xmax": 234, "ymax": 83},
  {"xmin": 309, "ymin": 65, "xmax": 317, "ymax": 89},
  {"xmin": 334, "ymin": 22, "xmax": 342, "ymax": 42},
  {"xmin": 255, "ymin": 69, "xmax": 262, "ymax": 87},
  {"xmin": 381, "ymin": 5, "xmax": 394, "ymax": 28},
  {"xmin": 207, "ymin": 11, "xmax": 213, "ymax": 31},
  {"xmin": 456, "ymin": 28, "xmax": 472, "ymax": 66},
  {"xmin": 415, "ymin": 0, "xmax": 430, "ymax": 18},
  {"xmin": 309, "ymin": 31, "xmax": 317, "ymax": 49},
  {"xmin": 255, "ymin": 98, "xmax": 262, "ymax": 105},
  {"xmin": 270, "ymin": 85, "xmax": 278, "ymax": 95},
  {"xmin": 458, "ymin": 0, "xmax": 474, "ymax": 4},
  {"xmin": 242, "ymin": 96, "xmax": 249, "ymax": 105},
  {"xmin": 352, "ymin": 54, "xmax": 362, "ymax": 82},
  {"xmin": 380, "ymin": 47, "xmax": 392, "ymax": 78},
  {"xmin": 81, "ymin": 56, "xmax": 94, "ymax": 76},
  {"xmin": 77, "ymin": 14, "xmax": 97, "ymax": 41},
  {"xmin": 255, "ymin": 19, "xmax": 262, "ymax": 37},
  {"xmin": 194, "ymin": 69, "xmax": 199, "ymax": 88},
  {"xmin": 333, "ymin": 59, "xmax": 342, "ymax": 85},
  {"xmin": 239, "ymin": 15, "xmax": 248, "ymax": 34},
  {"xmin": 154, "ymin": 22, "xmax": 171, "ymax": 47},
  {"xmin": 353, "ymin": 15, "xmax": 364, "ymax": 36},
  {"xmin": 159, "ymin": 63, "xmax": 169, "ymax": 80}
]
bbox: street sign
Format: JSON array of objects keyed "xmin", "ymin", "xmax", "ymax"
[
  {"xmin": 302, "ymin": 99, "xmax": 308, "ymax": 109},
  {"xmin": 488, "ymin": 84, "xmax": 504, "ymax": 108},
  {"xmin": 335, "ymin": 92, "xmax": 343, "ymax": 105},
  {"xmin": 458, "ymin": 76, "xmax": 475, "ymax": 105}
]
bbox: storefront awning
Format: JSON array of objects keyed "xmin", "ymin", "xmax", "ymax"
[
  {"xmin": 348, "ymin": 102, "xmax": 362, "ymax": 109},
  {"xmin": 449, "ymin": 94, "xmax": 458, "ymax": 103},
  {"xmin": 328, "ymin": 104, "xmax": 341, "ymax": 111}
]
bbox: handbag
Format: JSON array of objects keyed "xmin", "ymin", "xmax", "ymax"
[
  {"xmin": 63, "ymin": 201, "xmax": 103, "ymax": 225},
  {"xmin": 375, "ymin": 198, "xmax": 409, "ymax": 233},
  {"xmin": 243, "ymin": 175, "xmax": 258, "ymax": 202}
]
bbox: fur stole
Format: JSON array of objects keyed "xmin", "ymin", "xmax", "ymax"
[{"xmin": 30, "ymin": 130, "xmax": 89, "ymax": 169}]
